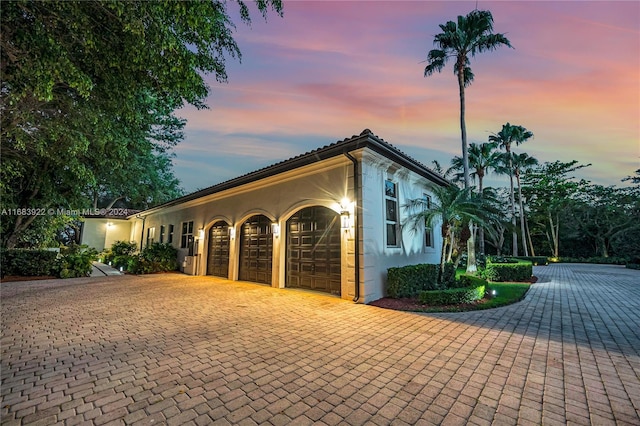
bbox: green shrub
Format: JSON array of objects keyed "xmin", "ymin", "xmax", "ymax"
[
  {"xmin": 484, "ymin": 258, "xmax": 532, "ymax": 282},
  {"xmin": 441, "ymin": 262, "xmax": 456, "ymax": 288},
  {"xmin": 626, "ymin": 257, "xmax": 640, "ymax": 270},
  {"xmin": 387, "ymin": 264, "xmax": 440, "ymax": 298},
  {"xmin": 101, "ymin": 241, "xmax": 137, "ymax": 269},
  {"xmin": 514, "ymin": 256, "xmax": 548, "ymax": 266},
  {"xmin": 0, "ymin": 248, "xmax": 58, "ymax": 276},
  {"xmin": 55, "ymin": 245, "xmax": 98, "ymax": 278},
  {"xmin": 129, "ymin": 243, "xmax": 178, "ymax": 274},
  {"xmin": 419, "ymin": 276, "xmax": 486, "ymax": 305}
]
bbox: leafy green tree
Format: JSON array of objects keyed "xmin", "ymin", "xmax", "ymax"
[
  {"xmin": 622, "ymin": 169, "xmax": 640, "ymax": 185},
  {"xmin": 489, "ymin": 123, "xmax": 534, "ymax": 256},
  {"xmin": 1, "ymin": 0, "xmax": 283, "ymax": 248},
  {"xmin": 423, "ymin": 9, "xmax": 511, "ymax": 273},
  {"xmin": 571, "ymin": 185, "xmax": 640, "ymax": 258},
  {"xmin": 482, "ymin": 187, "xmax": 511, "ymax": 256},
  {"xmin": 511, "ymin": 152, "xmax": 538, "ymax": 256},
  {"xmin": 521, "ymin": 161, "xmax": 590, "ymax": 258}
]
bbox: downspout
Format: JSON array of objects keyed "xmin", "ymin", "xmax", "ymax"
[
  {"xmin": 136, "ymin": 215, "xmax": 146, "ymax": 251},
  {"xmin": 344, "ymin": 152, "xmax": 360, "ymax": 303}
]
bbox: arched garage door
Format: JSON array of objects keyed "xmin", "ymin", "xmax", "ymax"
[
  {"xmin": 207, "ymin": 222, "xmax": 230, "ymax": 278},
  {"xmin": 239, "ymin": 215, "xmax": 273, "ymax": 284},
  {"xmin": 287, "ymin": 206, "xmax": 341, "ymax": 295}
]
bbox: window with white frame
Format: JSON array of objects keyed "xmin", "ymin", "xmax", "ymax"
[
  {"xmin": 159, "ymin": 225, "xmax": 165, "ymax": 244},
  {"xmin": 168, "ymin": 224, "xmax": 174, "ymax": 244},
  {"xmin": 385, "ymin": 180, "xmax": 399, "ymax": 247},
  {"xmin": 181, "ymin": 221, "xmax": 194, "ymax": 249},
  {"xmin": 146, "ymin": 227, "xmax": 156, "ymax": 247},
  {"xmin": 423, "ymin": 193, "xmax": 434, "ymax": 248}
]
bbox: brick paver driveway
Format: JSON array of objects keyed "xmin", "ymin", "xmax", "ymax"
[{"xmin": 2, "ymin": 264, "xmax": 639, "ymax": 425}]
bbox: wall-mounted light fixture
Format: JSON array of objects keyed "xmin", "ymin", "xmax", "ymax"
[
  {"xmin": 107, "ymin": 222, "xmax": 113, "ymax": 228},
  {"xmin": 340, "ymin": 198, "xmax": 352, "ymax": 229},
  {"xmin": 198, "ymin": 228, "xmax": 205, "ymax": 240},
  {"xmin": 229, "ymin": 227, "xmax": 236, "ymax": 239},
  {"xmin": 271, "ymin": 223, "xmax": 280, "ymax": 237},
  {"xmin": 340, "ymin": 210, "xmax": 351, "ymax": 229}
]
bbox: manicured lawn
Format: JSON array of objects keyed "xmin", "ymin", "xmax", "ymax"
[
  {"xmin": 370, "ymin": 280, "xmax": 532, "ymax": 313},
  {"xmin": 476, "ymin": 282, "xmax": 531, "ymax": 310}
]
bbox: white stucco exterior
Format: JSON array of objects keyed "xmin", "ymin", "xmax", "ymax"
[
  {"xmin": 80, "ymin": 130, "xmax": 447, "ymax": 303},
  {"xmin": 81, "ymin": 218, "xmax": 134, "ymax": 252}
]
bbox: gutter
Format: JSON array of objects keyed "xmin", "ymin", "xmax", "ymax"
[
  {"xmin": 343, "ymin": 151, "xmax": 361, "ymax": 303},
  {"xmin": 136, "ymin": 214, "xmax": 146, "ymax": 251}
]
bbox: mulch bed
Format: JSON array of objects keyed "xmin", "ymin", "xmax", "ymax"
[{"xmin": 1, "ymin": 275, "xmax": 58, "ymax": 283}]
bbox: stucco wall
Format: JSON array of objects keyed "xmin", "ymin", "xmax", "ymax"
[
  {"xmin": 136, "ymin": 156, "xmax": 358, "ymax": 299},
  {"xmin": 359, "ymin": 151, "xmax": 442, "ymax": 303},
  {"xmin": 127, "ymin": 147, "xmax": 444, "ymax": 303},
  {"xmin": 81, "ymin": 218, "xmax": 133, "ymax": 252}
]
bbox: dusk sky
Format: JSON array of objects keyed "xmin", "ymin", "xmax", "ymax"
[{"xmin": 175, "ymin": 0, "xmax": 639, "ymax": 193}]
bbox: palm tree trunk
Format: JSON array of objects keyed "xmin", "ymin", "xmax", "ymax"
[
  {"xmin": 439, "ymin": 236, "xmax": 448, "ymax": 284},
  {"xmin": 466, "ymin": 221, "xmax": 477, "ymax": 273},
  {"xmin": 457, "ymin": 69, "xmax": 470, "ymax": 192},
  {"xmin": 516, "ymin": 173, "xmax": 528, "ymax": 256},
  {"xmin": 508, "ymin": 153, "xmax": 518, "ymax": 256},
  {"xmin": 478, "ymin": 177, "xmax": 485, "ymax": 255},
  {"xmin": 525, "ymin": 215, "xmax": 535, "ymax": 256}
]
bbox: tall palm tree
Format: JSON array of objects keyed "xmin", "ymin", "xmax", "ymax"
[
  {"xmin": 489, "ymin": 123, "xmax": 534, "ymax": 256},
  {"xmin": 424, "ymin": 9, "xmax": 511, "ymax": 192},
  {"xmin": 511, "ymin": 152, "xmax": 538, "ymax": 256},
  {"xmin": 450, "ymin": 141, "xmax": 502, "ymax": 255},
  {"xmin": 424, "ymin": 9, "xmax": 511, "ymax": 273},
  {"xmin": 403, "ymin": 185, "xmax": 495, "ymax": 284}
]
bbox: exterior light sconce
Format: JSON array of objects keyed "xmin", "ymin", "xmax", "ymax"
[
  {"xmin": 198, "ymin": 228, "xmax": 205, "ymax": 240},
  {"xmin": 229, "ymin": 228, "xmax": 236, "ymax": 239},
  {"xmin": 271, "ymin": 223, "xmax": 280, "ymax": 237},
  {"xmin": 107, "ymin": 222, "xmax": 113, "ymax": 228},
  {"xmin": 340, "ymin": 197, "xmax": 352, "ymax": 229},
  {"xmin": 340, "ymin": 210, "xmax": 351, "ymax": 229}
]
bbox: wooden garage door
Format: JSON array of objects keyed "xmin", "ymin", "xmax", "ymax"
[
  {"xmin": 239, "ymin": 215, "xmax": 273, "ymax": 284},
  {"xmin": 207, "ymin": 222, "xmax": 230, "ymax": 278},
  {"xmin": 287, "ymin": 206, "xmax": 341, "ymax": 295}
]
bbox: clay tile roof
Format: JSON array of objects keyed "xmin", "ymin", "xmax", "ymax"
[{"xmin": 134, "ymin": 130, "xmax": 449, "ymax": 216}]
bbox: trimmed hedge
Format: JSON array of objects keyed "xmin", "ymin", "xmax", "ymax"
[
  {"xmin": 419, "ymin": 275, "xmax": 486, "ymax": 305},
  {"xmin": 387, "ymin": 264, "xmax": 439, "ymax": 298},
  {"xmin": 0, "ymin": 246, "xmax": 96, "ymax": 278},
  {"xmin": 484, "ymin": 258, "xmax": 533, "ymax": 282},
  {"xmin": 0, "ymin": 249, "xmax": 58, "ymax": 276},
  {"xmin": 514, "ymin": 256, "xmax": 548, "ymax": 266},
  {"xmin": 626, "ymin": 258, "xmax": 640, "ymax": 270},
  {"xmin": 386, "ymin": 263, "xmax": 456, "ymax": 298}
]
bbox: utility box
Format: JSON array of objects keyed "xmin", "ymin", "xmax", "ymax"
[{"xmin": 183, "ymin": 255, "xmax": 199, "ymax": 275}]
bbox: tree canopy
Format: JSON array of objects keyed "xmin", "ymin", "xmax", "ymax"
[{"xmin": 0, "ymin": 0, "xmax": 283, "ymax": 247}]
